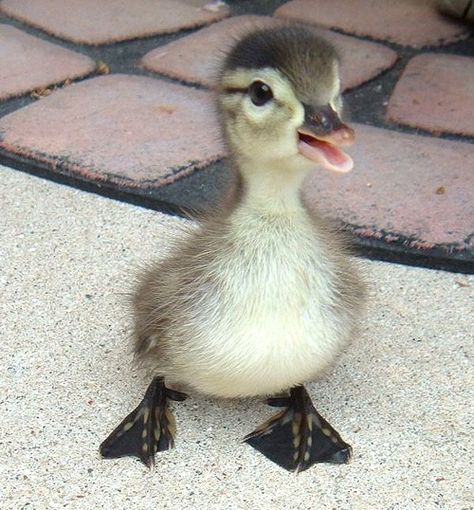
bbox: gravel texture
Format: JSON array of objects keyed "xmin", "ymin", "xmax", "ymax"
[{"xmin": 1, "ymin": 165, "xmax": 472, "ymax": 510}]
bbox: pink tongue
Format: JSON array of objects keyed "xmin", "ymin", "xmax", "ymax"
[{"xmin": 298, "ymin": 136, "xmax": 353, "ymax": 173}]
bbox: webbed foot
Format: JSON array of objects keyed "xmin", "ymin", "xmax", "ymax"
[
  {"xmin": 100, "ymin": 377, "xmax": 187, "ymax": 467},
  {"xmin": 244, "ymin": 386, "xmax": 351, "ymax": 472}
]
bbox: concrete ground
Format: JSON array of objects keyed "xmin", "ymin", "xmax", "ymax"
[{"xmin": 1, "ymin": 164, "xmax": 473, "ymax": 509}]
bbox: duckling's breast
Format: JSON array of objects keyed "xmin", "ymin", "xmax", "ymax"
[{"xmin": 161, "ymin": 210, "xmax": 357, "ymax": 398}]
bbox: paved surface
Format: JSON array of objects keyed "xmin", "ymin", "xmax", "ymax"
[
  {"xmin": 304, "ymin": 124, "xmax": 474, "ymax": 248},
  {"xmin": 0, "ymin": 24, "xmax": 95, "ymax": 100},
  {"xmin": 1, "ymin": 3, "xmax": 472, "ymax": 507},
  {"xmin": 141, "ymin": 15, "xmax": 398, "ymax": 89},
  {"xmin": 0, "ymin": 0, "xmax": 230, "ymax": 44},
  {"xmin": 0, "ymin": 75, "xmax": 224, "ymax": 185},
  {"xmin": 1, "ymin": 165, "xmax": 473, "ymax": 510},
  {"xmin": 387, "ymin": 53, "xmax": 474, "ymax": 137},
  {"xmin": 275, "ymin": 0, "xmax": 469, "ymax": 47},
  {"xmin": 0, "ymin": 1, "xmax": 473, "ymax": 270}
]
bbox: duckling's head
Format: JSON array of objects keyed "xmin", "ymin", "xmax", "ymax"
[{"xmin": 218, "ymin": 26, "xmax": 354, "ymax": 175}]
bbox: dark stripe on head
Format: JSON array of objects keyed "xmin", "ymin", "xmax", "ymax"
[
  {"xmin": 224, "ymin": 26, "xmax": 337, "ymax": 72},
  {"xmin": 220, "ymin": 26, "xmax": 340, "ymax": 105}
]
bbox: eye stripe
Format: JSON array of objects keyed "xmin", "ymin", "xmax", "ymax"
[
  {"xmin": 223, "ymin": 85, "xmax": 281, "ymax": 108},
  {"xmin": 222, "ymin": 86, "xmax": 248, "ymax": 94}
]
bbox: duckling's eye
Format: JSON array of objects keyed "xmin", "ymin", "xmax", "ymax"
[{"xmin": 248, "ymin": 81, "xmax": 273, "ymax": 106}]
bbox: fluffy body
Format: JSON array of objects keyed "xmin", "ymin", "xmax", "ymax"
[
  {"xmin": 133, "ymin": 180, "xmax": 363, "ymax": 398},
  {"xmin": 132, "ymin": 25, "xmax": 364, "ymax": 400}
]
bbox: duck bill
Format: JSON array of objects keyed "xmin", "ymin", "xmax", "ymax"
[{"xmin": 297, "ymin": 105, "xmax": 355, "ymax": 173}]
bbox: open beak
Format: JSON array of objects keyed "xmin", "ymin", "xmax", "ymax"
[{"xmin": 297, "ymin": 104, "xmax": 355, "ymax": 173}]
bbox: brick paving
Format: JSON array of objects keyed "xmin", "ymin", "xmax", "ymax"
[
  {"xmin": 142, "ymin": 15, "xmax": 398, "ymax": 91},
  {"xmin": 387, "ymin": 54, "xmax": 474, "ymax": 137},
  {"xmin": 0, "ymin": 0, "xmax": 473, "ymax": 271},
  {"xmin": 0, "ymin": 75, "xmax": 224, "ymax": 186},
  {"xmin": 275, "ymin": 0, "xmax": 470, "ymax": 47},
  {"xmin": 0, "ymin": 24, "xmax": 95, "ymax": 100},
  {"xmin": 0, "ymin": 0, "xmax": 230, "ymax": 44},
  {"xmin": 304, "ymin": 124, "xmax": 474, "ymax": 248}
]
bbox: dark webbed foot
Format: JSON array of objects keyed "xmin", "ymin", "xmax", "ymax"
[
  {"xmin": 100, "ymin": 377, "xmax": 187, "ymax": 467},
  {"xmin": 245, "ymin": 386, "xmax": 352, "ymax": 472}
]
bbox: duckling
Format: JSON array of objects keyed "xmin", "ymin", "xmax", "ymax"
[{"xmin": 100, "ymin": 25, "xmax": 365, "ymax": 473}]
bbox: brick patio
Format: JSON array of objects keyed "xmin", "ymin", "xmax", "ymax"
[
  {"xmin": 0, "ymin": 0, "xmax": 473, "ymax": 271},
  {"xmin": 0, "ymin": 24, "xmax": 95, "ymax": 99}
]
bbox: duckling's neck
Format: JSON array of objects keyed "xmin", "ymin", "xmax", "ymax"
[{"xmin": 236, "ymin": 158, "xmax": 308, "ymax": 215}]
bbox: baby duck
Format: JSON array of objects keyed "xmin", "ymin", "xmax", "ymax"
[{"xmin": 100, "ymin": 25, "xmax": 365, "ymax": 473}]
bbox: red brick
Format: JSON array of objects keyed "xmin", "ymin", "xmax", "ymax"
[
  {"xmin": 142, "ymin": 15, "xmax": 397, "ymax": 90},
  {"xmin": 0, "ymin": 24, "xmax": 95, "ymax": 100},
  {"xmin": 387, "ymin": 54, "xmax": 474, "ymax": 137},
  {"xmin": 275, "ymin": 0, "xmax": 469, "ymax": 47},
  {"xmin": 0, "ymin": 0, "xmax": 230, "ymax": 45},
  {"xmin": 303, "ymin": 124, "xmax": 474, "ymax": 248},
  {"xmin": 0, "ymin": 75, "xmax": 224, "ymax": 185}
]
